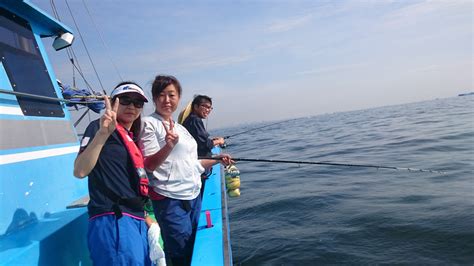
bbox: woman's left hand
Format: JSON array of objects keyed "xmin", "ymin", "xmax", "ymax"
[
  {"xmin": 219, "ymin": 154, "xmax": 234, "ymax": 166},
  {"xmin": 212, "ymin": 137, "xmax": 225, "ymax": 146},
  {"xmin": 162, "ymin": 118, "xmax": 179, "ymax": 149}
]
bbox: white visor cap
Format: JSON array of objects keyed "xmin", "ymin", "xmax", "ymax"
[{"xmin": 110, "ymin": 83, "xmax": 148, "ymax": 102}]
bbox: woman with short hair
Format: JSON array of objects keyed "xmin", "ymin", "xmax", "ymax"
[{"xmin": 140, "ymin": 75, "xmax": 233, "ymax": 265}]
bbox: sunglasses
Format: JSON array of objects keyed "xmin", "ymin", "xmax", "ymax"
[
  {"xmin": 200, "ymin": 104, "xmax": 213, "ymax": 110},
  {"xmin": 118, "ymin": 97, "xmax": 145, "ymax": 108}
]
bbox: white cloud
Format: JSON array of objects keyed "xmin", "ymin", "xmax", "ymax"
[
  {"xmin": 381, "ymin": 0, "xmax": 471, "ymax": 29},
  {"xmin": 34, "ymin": 0, "xmax": 472, "ymax": 131},
  {"xmin": 174, "ymin": 54, "xmax": 253, "ymax": 70},
  {"xmin": 265, "ymin": 14, "xmax": 313, "ymax": 33},
  {"xmin": 296, "ymin": 63, "xmax": 368, "ymax": 76},
  {"xmin": 406, "ymin": 64, "xmax": 441, "ymax": 74}
]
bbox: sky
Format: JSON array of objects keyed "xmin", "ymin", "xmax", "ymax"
[{"xmin": 33, "ymin": 0, "xmax": 473, "ymax": 130}]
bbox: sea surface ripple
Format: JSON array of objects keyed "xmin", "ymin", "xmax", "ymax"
[{"xmin": 213, "ymin": 96, "xmax": 474, "ymax": 265}]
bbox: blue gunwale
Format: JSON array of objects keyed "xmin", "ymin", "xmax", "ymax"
[{"xmin": 191, "ymin": 147, "xmax": 233, "ymax": 265}]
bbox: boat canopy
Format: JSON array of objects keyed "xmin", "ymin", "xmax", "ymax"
[{"xmin": 0, "ymin": 0, "xmax": 73, "ymax": 38}]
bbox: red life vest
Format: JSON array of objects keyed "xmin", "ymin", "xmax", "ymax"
[{"xmin": 115, "ymin": 123, "xmax": 148, "ymax": 197}]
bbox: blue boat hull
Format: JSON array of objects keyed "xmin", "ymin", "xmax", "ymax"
[{"xmin": 0, "ymin": 1, "xmax": 90, "ymax": 264}]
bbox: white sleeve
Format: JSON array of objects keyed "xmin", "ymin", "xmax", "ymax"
[
  {"xmin": 140, "ymin": 117, "xmax": 163, "ymax": 157},
  {"xmin": 196, "ymin": 160, "xmax": 205, "ymax": 174}
]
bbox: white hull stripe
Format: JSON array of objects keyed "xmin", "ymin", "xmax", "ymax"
[
  {"xmin": 0, "ymin": 119, "xmax": 77, "ymax": 150},
  {"xmin": 0, "ymin": 105, "xmax": 23, "ymax": 116},
  {"xmin": 0, "ymin": 145, "xmax": 79, "ymax": 165}
]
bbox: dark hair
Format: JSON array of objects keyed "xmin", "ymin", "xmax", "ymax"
[
  {"xmin": 111, "ymin": 81, "xmax": 142, "ymax": 142},
  {"xmin": 151, "ymin": 75, "xmax": 182, "ymax": 101},
  {"xmin": 192, "ymin": 95, "xmax": 212, "ymax": 110}
]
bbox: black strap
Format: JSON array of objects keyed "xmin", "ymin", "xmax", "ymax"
[{"xmin": 91, "ymin": 177, "xmax": 146, "ymax": 219}]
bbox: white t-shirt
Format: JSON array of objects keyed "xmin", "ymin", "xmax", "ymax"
[{"xmin": 140, "ymin": 112, "xmax": 205, "ymax": 200}]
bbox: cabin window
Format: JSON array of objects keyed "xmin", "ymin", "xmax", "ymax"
[{"xmin": 0, "ymin": 8, "xmax": 64, "ymax": 117}]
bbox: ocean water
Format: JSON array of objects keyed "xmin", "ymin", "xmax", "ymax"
[{"xmin": 213, "ymin": 96, "xmax": 474, "ymax": 265}]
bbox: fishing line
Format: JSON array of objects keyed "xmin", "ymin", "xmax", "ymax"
[
  {"xmin": 64, "ymin": 0, "xmax": 105, "ymax": 92},
  {"xmin": 73, "ymin": 108, "xmax": 90, "ymax": 127},
  {"xmin": 199, "ymin": 156, "xmax": 445, "ymax": 174},
  {"xmin": 67, "ymin": 44, "xmax": 95, "ymax": 91},
  {"xmin": 51, "ymin": 0, "xmax": 97, "ymax": 93},
  {"xmin": 81, "ymin": 0, "xmax": 124, "ymax": 81},
  {"xmin": 224, "ymin": 120, "xmax": 287, "ymax": 139}
]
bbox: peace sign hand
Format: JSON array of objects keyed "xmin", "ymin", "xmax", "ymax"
[
  {"xmin": 162, "ymin": 118, "xmax": 179, "ymax": 149},
  {"xmin": 98, "ymin": 96, "xmax": 119, "ymax": 137}
]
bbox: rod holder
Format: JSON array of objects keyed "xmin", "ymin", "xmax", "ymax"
[{"xmin": 205, "ymin": 210, "xmax": 213, "ymax": 228}]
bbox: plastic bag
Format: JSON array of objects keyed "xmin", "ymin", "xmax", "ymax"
[{"xmin": 148, "ymin": 223, "xmax": 166, "ymax": 266}]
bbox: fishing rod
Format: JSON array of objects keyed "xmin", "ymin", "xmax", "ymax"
[
  {"xmin": 223, "ymin": 120, "xmax": 287, "ymax": 139},
  {"xmin": 200, "ymin": 157, "xmax": 445, "ymax": 174},
  {"xmin": 0, "ymin": 89, "xmax": 104, "ymax": 104}
]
